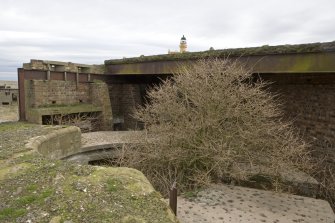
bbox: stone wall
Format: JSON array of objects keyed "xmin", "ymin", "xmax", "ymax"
[
  {"xmin": 28, "ymin": 80, "xmax": 90, "ymax": 107},
  {"xmin": 109, "ymin": 84, "xmax": 144, "ymax": 130},
  {"xmin": 25, "ymin": 80, "xmax": 113, "ymax": 130},
  {"xmin": 90, "ymin": 81, "xmax": 113, "ymax": 130},
  {"xmin": 108, "ymin": 73, "xmax": 335, "ymax": 162},
  {"xmin": 0, "ymin": 89, "xmax": 18, "ymax": 105},
  {"xmin": 263, "ymin": 73, "xmax": 335, "ymax": 162}
]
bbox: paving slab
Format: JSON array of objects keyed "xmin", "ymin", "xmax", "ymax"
[
  {"xmin": 64, "ymin": 131, "xmax": 145, "ymax": 163},
  {"xmin": 81, "ymin": 131, "xmax": 144, "ymax": 149},
  {"xmin": 177, "ymin": 184, "xmax": 335, "ymax": 223}
]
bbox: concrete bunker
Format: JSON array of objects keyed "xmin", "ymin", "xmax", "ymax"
[
  {"xmin": 18, "ymin": 60, "xmax": 171, "ymax": 132},
  {"xmin": 0, "ymin": 84, "xmax": 18, "ymax": 105},
  {"xmin": 17, "ymin": 42, "xmax": 335, "ymax": 157},
  {"xmin": 14, "ymin": 42, "xmax": 335, "ymax": 221},
  {"xmin": 20, "ymin": 68, "xmax": 113, "ymax": 131}
]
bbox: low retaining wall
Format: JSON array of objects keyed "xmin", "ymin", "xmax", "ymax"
[
  {"xmin": 25, "ymin": 126, "xmax": 82, "ymax": 159},
  {"xmin": 25, "ymin": 128, "xmax": 143, "ymax": 162}
]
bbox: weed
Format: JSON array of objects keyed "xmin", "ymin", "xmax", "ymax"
[
  {"xmin": 106, "ymin": 178, "xmax": 122, "ymax": 192},
  {"xmin": 0, "ymin": 208, "xmax": 26, "ymax": 220}
]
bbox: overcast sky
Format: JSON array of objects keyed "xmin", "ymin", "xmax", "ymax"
[{"xmin": 1, "ymin": 0, "xmax": 334, "ymax": 80}]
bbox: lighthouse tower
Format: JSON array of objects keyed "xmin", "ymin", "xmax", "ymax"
[{"xmin": 179, "ymin": 35, "xmax": 187, "ymax": 53}]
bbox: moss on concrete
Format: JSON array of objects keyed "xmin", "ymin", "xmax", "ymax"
[
  {"xmin": 35, "ymin": 103, "xmax": 103, "ymax": 113},
  {"xmin": 105, "ymin": 41, "xmax": 335, "ymax": 65},
  {"xmin": 0, "ymin": 122, "xmax": 178, "ymax": 223}
]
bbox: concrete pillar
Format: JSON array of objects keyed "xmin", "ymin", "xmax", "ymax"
[
  {"xmin": 76, "ymin": 68, "xmax": 80, "ymax": 88},
  {"xmin": 47, "ymin": 64, "xmax": 51, "ymax": 80}
]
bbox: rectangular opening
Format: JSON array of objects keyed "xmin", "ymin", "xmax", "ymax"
[
  {"xmin": 42, "ymin": 112, "xmax": 102, "ymax": 132},
  {"xmin": 50, "ymin": 64, "xmax": 65, "ymax": 72},
  {"xmin": 78, "ymin": 67, "xmax": 91, "ymax": 73}
]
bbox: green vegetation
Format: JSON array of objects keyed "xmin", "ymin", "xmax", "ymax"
[
  {"xmin": 106, "ymin": 178, "xmax": 123, "ymax": 192},
  {"xmin": 15, "ymin": 194, "xmax": 38, "ymax": 206},
  {"xmin": 26, "ymin": 184, "xmax": 38, "ymax": 192},
  {"xmin": 0, "ymin": 122, "xmax": 178, "ymax": 222},
  {"xmin": 0, "ymin": 122, "xmax": 33, "ymax": 132},
  {"xmin": 0, "ymin": 208, "xmax": 26, "ymax": 221}
]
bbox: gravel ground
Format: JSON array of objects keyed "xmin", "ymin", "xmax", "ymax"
[
  {"xmin": 0, "ymin": 122, "xmax": 58, "ymax": 159},
  {"xmin": 0, "ymin": 104, "xmax": 18, "ymax": 123}
]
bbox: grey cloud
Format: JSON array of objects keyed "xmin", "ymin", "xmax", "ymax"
[{"xmin": 1, "ymin": 0, "xmax": 335, "ymax": 80}]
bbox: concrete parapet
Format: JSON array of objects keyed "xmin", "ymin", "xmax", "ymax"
[
  {"xmin": 23, "ymin": 59, "xmax": 105, "ymax": 74},
  {"xmin": 25, "ymin": 126, "xmax": 82, "ymax": 159}
]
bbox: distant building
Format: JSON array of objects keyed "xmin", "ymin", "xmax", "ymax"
[
  {"xmin": 0, "ymin": 85, "xmax": 18, "ymax": 105},
  {"xmin": 179, "ymin": 35, "xmax": 187, "ymax": 53},
  {"xmin": 168, "ymin": 35, "xmax": 188, "ymax": 54}
]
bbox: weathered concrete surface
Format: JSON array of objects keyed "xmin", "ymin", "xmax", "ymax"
[
  {"xmin": 177, "ymin": 184, "xmax": 335, "ymax": 223},
  {"xmin": 81, "ymin": 131, "xmax": 144, "ymax": 149},
  {"xmin": 65, "ymin": 131, "xmax": 144, "ymax": 163},
  {"xmin": 24, "ymin": 80, "xmax": 113, "ymax": 130},
  {"xmin": 25, "ymin": 126, "xmax": 81, "ymax": 159},
  {"xmin": 231, "ymin": 163, "xmax": 320, "ymax": 197},
  {"xmin": 0, "ymin": 123, "xmax": 179, "ymax": 223},
  {"xmin": 23, "ymin": 59, "xmax": 105, "ymax": 74},
  {"xmin": 26, "ymin": 104, "xmax": 103, "ymax": 124},
  {"xmin": 105, "ymin": 42, "xmax": 335, "ymax": 75}
]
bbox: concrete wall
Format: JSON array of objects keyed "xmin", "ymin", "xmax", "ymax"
[
  {"xmin": 106, "ymin": 75, "xmax": 168, "ymax": 130},
  {"xmin": 25, "ymin": 80, "xmax": 113, "ymax": 130},
  {"xmin": 25, "ymin": 126, "xmax": 82, "ymax": 159},
  {"xmin": 108, "ymin": 73, "xmax": 335, "ymax": 164},
  {"xmin": 262, "ymin": 73, "xmax": 335, "ymax": 163},
  {"xmin": 28, "ymin": 80, "xmax": 91, "ymax": 107},
  {"xmin": 91, "ymin": 81, "xmax": 113, "ymax": 130},
  {"xmin": 23, "ymin": 59, "xmax": 105, "ymax": 74},
  {"xmin": 0, "ymin": 89, "xmax": 18, "ymax": 105},
  {"xmin": 108, "ymin": 83, "xmax": 144, "ymax": 130}
]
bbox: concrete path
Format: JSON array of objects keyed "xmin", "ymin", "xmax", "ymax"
[
  {"xmin": 177, "ymin": 184, "xmax": 335, "ymax": 223},
  {"xmin": 63, "ymin": 131, "xmax": 144, "ymax": 163},
  {"xmin": 81, "ymin": 131, "xmax": 144, "ymax": 149}
]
